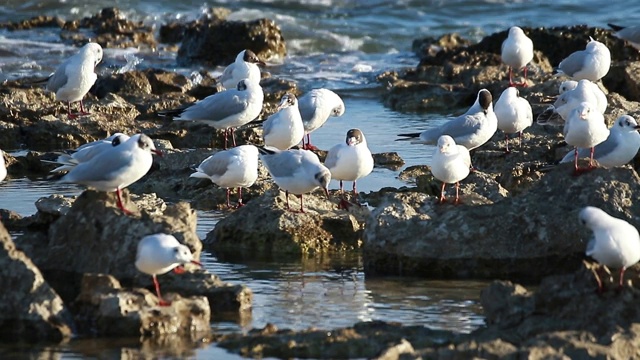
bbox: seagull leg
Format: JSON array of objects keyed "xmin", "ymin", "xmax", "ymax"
[
  {"xmin": 572, "ymin": 147, "xmax": 581, "ymax": 176},
  {"xmin": 115, "ymin": 188, "xmax": 133, "ymax": 215},
  {"xmin": 299, "ymin": 194, "xmax": 305, "ymax": 213},
  {"xmin": 78, "ymin": 99, "xmax": 90, "ymax": 115},
  {"xmin": 438, "ymin": 182, "xmax": 447, "ymax": 204},
  {"xmin": 236, "ymin": 187, "xmax": 245, "ymax": 208},
  {"xmin": 504, "ymin": 133, "xmax": 510, "ymax": 154},
  {"xmin": 231, "ymin": 127, "xmax": 237, "ymax": 148},
  {"xmin": 285, "ymin": 190, "xmax": 291, "ymax": 210},
  {"xmin": 518, "ymin": 131, "xmax": 523, "ymax": 148},
  {"xmin": 152, "ymin": 274, "xmax": 171, "ymax": 306},
  {"xmin": 303, "ymin": 134, "xmax": 319, "ymax": 151},
  {"xmin": 454, "ymin": 182, "xmax": 461, "ymax": 205},
  {"xmin": 588, "ymin": 147, "xmax": 597, "ymax": 170},
  {"xmin": 226, "ymin": 188, "xmax": 231, "ymax": 208},
  {"xmin": 338, "ymin": 180, "xmax": 351, "ymax": 210},
  {"xmin": 67, "ymin": 101, "xmax": 78, "ymax": 119},
  {"xmin": 222, "ymin": 129, "xmax": 228, "ymax": 150},
  {"xmin": 593, "ymin": 266, "xmax": 605, "ymax": 294},
  {"xmin": 618, "ymin": 267, "xmax": 627, "ymax": 290},
  {"xmin": 508, "ymin": 67, "xmax": 515, "ymax": 87}
]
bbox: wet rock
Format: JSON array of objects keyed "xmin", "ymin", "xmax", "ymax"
[
  {"xmin": 61, "ymin": 8, "xmax": 156, "ymax": 49},
  {"xmin": 159, "ymin": 7, "xmax": 232, "ymax": 44},
  {"xmin": 177, "ymin": 18, "xmax": 287, "ymax": 67},
  {"xmin": 0, "ymin": 221, "xmax": 74, "ymax": 341},
  {"xmin": 206, "ymin": 189, "xmax": 366, "ymax": 256},
  {"xmin": 73, "ymin": 273, "xmax": 210, "ymax": 337},
  {"xmin": 364, "ymin": 165, "xmax": 640, "ymax": 280},
  {"xmin": 0, "ymin": 15, "xmax": 64, "ymax": 30},
  {"xmin": 372, "ymin": 152, "xmax": 405, "ymax": 170}
]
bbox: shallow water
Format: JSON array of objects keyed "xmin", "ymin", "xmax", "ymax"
[{"xmin": 0, "ymin": 0, "xmax": 631, "ymax": 357}]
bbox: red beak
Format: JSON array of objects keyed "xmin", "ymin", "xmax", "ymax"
[
  {"xmin": 153, "ymin": 149, "xmax": 163, "ymax": 157},
  {"xmin": 191, "ymin": 260, "xmax": 202, "ymax": 266}
]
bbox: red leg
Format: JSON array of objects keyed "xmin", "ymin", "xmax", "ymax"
[
  {"xmin": 573, "ymin": 147, "xmax": 580, "ymax": 175},
  {"xmin": 236, "ymin": 187, "xmax": 244, "ymax": 207},
  {"xmin": 522, "ymin": 67, "xmax": 529, "ymax": 87},
  {"xmin": 594, "ymin": 266, "xmax": 605, "ymax": 294},
  {"xmin": 589, "ymin": 147, "xmax": 596, "ymax": 169},
  {"xmin": 116, "ymin": 188, "xmax": 132, "ymax": 215},
  {"xmin": 619, "ymin": 267, "xmax": 627, "ymax": 290},
  {"xmin": 152, "ymin": 275, "xmax": 171, "ymax": 306},
  {"xmin": 338, "ymin": 180, "xmax": 351, "ymax": 210},
  {"xmin": 504, "ymin": 133, "xmax": 510, "ymax": 153},
  {"xmin": 508, "ymin": 67, "xmax": 514, "ymax": 87},
  {"xmin": 226, "ymin": 188, "xmax": 231, "ymax": 208},
  {"xmin": 79, "ymin": 99, "xmax": 90, "ymax": 115},
  {"xmin": 67, "ymin": 101, "xmax": 78, "ymax": 119},
  {"xmin": 231, "ymin": 128, "xmax": 237, "ymax": 147},
  {"xmin": 518, "ymin": 131, "xmax": 523, "ymax": 147},
  {"xmin": 299, "ymin": 194, "xmax": 305, "ymax": 213},
  {"xmin": 222, "ymin": 129, "xmax": 229, "ymax": 150},
  {"xmin": 453, "ymin": 182, "xmax": 461, "ymax": 204},
  {"xmin": 438, "ymin": 182, "xmax": 447, "ymax": 203}
]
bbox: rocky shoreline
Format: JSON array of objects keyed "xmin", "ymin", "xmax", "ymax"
[{"xmin": 3, "ymin": 6, "xmax": 640, "ymax": 359}]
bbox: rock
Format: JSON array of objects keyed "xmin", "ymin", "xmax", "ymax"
[
  {"xmin": 0, "ymin": 221, "xmax": 74, "ymax": 341},
  {"xmin": 364, "ymin": 165, "xmax": 640, "ymax": 280},
  {"xmin": 73, "ymin": 273, "xmax": 211, "ymax": 337},
  {"xmin": 372, "ymin": 152, "xmax": 405, "ymax": 170},
  {"xmin": 159, "ymin": 7, "xmax": 232, "ymax": 44},
  {"xmin": 177, "ymin": 18, "xmax": 287, "ymax": 67},
  {"xmin": 206, "ymin": 189, "xmax": 366, "ymax": 256},
  {"xmin": 0, "ymin": 15, "xmax": 64, "ymax": 30}
]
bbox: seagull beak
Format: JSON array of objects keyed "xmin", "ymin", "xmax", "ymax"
[
  {"xmin": 347, "ymin": 137, "xmax": 357, "ymax": 146},
  {"xmin": 256, "ymin": 60, "xmax": 266, "ymax": 67},
  {"xmin": 153, "ymin": 149, "xmax": 163, "ymax": 157},
  {"xmin": 191, "ymin": 260, "xmax": 202, "ymax": 266},
  {"xmin": 634, "ymin": 125, "xmax": 640, "ymax": 130}
]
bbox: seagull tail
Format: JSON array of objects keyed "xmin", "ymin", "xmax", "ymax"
[
  {"xmin": 257, "ymin": 146, "xmax": 280, "ymax": 155},
  {"xmin": 157, "ymin": 105, "xmax": 191, "ymax": 118},
  {"xmin": 26, "ymin": 75, "xmax": 53, "ymax": 86},
  {"xmin": 608, "ymin": 23, "xmax": 626, "ymax": 32}
]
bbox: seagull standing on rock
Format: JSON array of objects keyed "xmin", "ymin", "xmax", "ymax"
[
  {"xmin": 556, "ymin": 37, "xmax": 611, "ymax": 82},
  {"xmin": 262, "ymin": 93, "xmax": 304, "ymax": 150},
  {"xmin": 580, "ymin": 206, "xmax": 640, "ymax": 292},
  {"xmin": 397, "ymin": 89, "xmax": 498, "ymax": 151},
  {"xmin": 190, "ymin": 145, "xmax": 259, "ymax": 208},
  {"xmin": 431, "ymin": 135, "xmax": 471, "ymax": 204},
  {"xmin": 608, "ymin": 23, "xmax": 640, "ymax": 50},
  {"xmin": 59, "ymin": 134, "xmax": 162, "ymax": 215},
  {"xmin": 135, "ymin": 233, "xmax": 202, "ymax": 306},
  {"xmin": 494, "ymin": 87, "xmax": 533, "ymax": 152},
  {"xmin": 217, "ymin": 49, "xmax": 265, "ymax": 90},
  {"xmin": 298, "ymin": 89, "xmax": 346, "ymax": 150},
  {"xmin": 563, "ymin": 102, "xmax": 609, "ymax": 174},
  {"xmin": 258, "ymin": 146, "xmax": 331, "ymax": 213},
  {"xmin": 561, "ymin": 115, "xmax": 640, "ymax": 169},
  {"xmin": 501, "ymin": 26, "xmax": 534, "ymax": 87},
  {"xmin": 44, "ymin": 133, "xmax": 130, "ymax": 173},
  {"xmin": 537, "ymin": 80, "xmax": 607, "ymax": 126},
  {"xmin": 159, "ymin": 78, "xmax": 264, "ymax": 149},
  {"xmin": 325, "ymin": 128, "xmax": 374, "ymax": 209},
  {"xmin": 46, "ymin": 42, "xmax": 103, "ymax": 119}
]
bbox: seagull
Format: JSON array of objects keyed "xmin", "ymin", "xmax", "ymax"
[
  {"xmin": 501, "ymin": 26, "xmax": 534, "ymax": 87},
  {"xmin": 59, "ymin": 134, "xmax": 162, "ymax": 214},
  {"xmin": 556, "ymin": 37, "xmax": 611, "ymax": 82},
  {"xmin": 494, "ymin": 87, "xmax": 533, "ymax": 152},
  {"xmin": 559, "ymin": 80, "xmax": 578, "ymax": 94},
  {"xmin": 0, "ymin": 150, "xmax": 6, "ymax": 183},
  {"xmin": 431, "ymin": 135, "xmax": 471, "ymax": 204},
  {"xmin": 44, "ymin": 133, "xmax": 130, "ymax": 173},
  {"xmin": 217, "ymin": 49, "xmax": 265, "ymax": 90},
  {"xmin": 580, "ymin": 206, "xmax": 640, "ymax": 292},
  {"xmin": 190, "ymin": 145, "xmax": 259, "ymax": 208},
  {"xmin": 262, "ymin": 93, "xmax": 304, "ymax": 150},
  {"xmin": 608, "ymin": 23, "xmax": 640, "ymax": 50},
  {"xmin": 258, "ymin": 146, "xmax": 331, "ymax": 213},
  {"xmin": 135, "ymin": 233, "xmax": 202, "ymax": 306},
  {"xmin": 46, "ymin": 42, "xmax": 103, "ymax": 119},
  {"xmin": 563, "ymin": 102, "xmax": 609, "ymax": 174},
  {"xmin": 561, "ymin": 115, "xmax": 640, "ymax": 168},
  {"xmin": 325, "ymin": 129, "xmax": 374, "ymax": 209},
  {"xmin": 537, "ymin": 80, "xmax": 607, "ymax": 126},
  {"xmin": 159, "ymin": 78, "xmax": 264, "ymax": 149},
  {"xmin": 397, "ymin": 89, "xmax": 498, "ymax": 150},
  {"xmin": 298, "ymin": 89, "xmax": 346, "ymax": 150}
]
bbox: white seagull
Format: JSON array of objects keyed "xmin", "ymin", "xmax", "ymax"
[
  {"xmin": 135, "ymin": 233, "xmax": 202, "ymax": 306},
  {"xmin": 537, "ymin": 80, "xmax": 607, "ymax": 126},
  {"xmin": 262, "ymin": 93, "xmax": 304, "ymax": 150},
  {"xmin": 431, "ymin": 135, "xmax": 471, "ymax": 204},
  {"xmin": 397, "ymin": 89, "xmax": 498, "ymax": 151},
  {"xmin": 563, "ymin": 102, "xmax": 609, "ymax": 174},
  {"xmin": 45, "ymin": 133, "xmax": 130, "ymax": 173},
  {"xmin": 501, "ymin": 26, "xmax": 534, "ymax": 87},
  {"xmin": 190, "ymin": 144, "xmax": 259, "ymax": 208},
  {"xmin": 46, "ymin": 42, "xmax": 103, "ymax": 119},
  {"xmin": 0, "ymin": 150, "xmax": 6, "ymax": 183},
  {"xmin": 557, "ymin": 37, "xmax": 611, "ymax": 82},
  {"xmin": 325, "ymin": 128, "xmax": 374, "ymax": 209},
  {"xmin": 218, "ymin": 49, "xmax": 265, "ymax": 90},
  {"xmin": 608, "ymin": 23, "xmax": 640, "ymax": 50},
  {"xmin": 298, "ymin": 89, "xmax": 346, "ymax": 150},
  {"xmin": 59, "ymin": 134, "xmax": 162, "ymax": 214},
  {"xmin": 159, "ymin": 78, "xmax": 264, "ymax": 149},
  {"xmin": 494, "ymin": 87, "xmax": 533, "ymax": 152},
  {"xmin": 561, "ymin": 115, "xmax": 640, "ymax": 169},
  {"xmin": 580, "ymin": 206, "xmax": 640, "ymax": 292},
  {"xmin": 258, "ymin": 146, "xmax": 331, "ymax": 213}
]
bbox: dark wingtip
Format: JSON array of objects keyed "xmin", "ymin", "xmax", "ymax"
[
  {"xmin": 397, "ymin": 133, "xmax": 420, "ymax": 138},
  {"xmin": 608, "ymin": 23, "xmax": 625, "ymax": 32},
  {"xmin": 257, "ymin": 146, "xmax": 276, "ymax": 155}
]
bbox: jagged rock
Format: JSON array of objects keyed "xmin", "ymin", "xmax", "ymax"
[
  {"xmin": 206, "ymin": 189, "xmax": 366, "ymax": 256},
  {"xmin": 364, "ymin": 165, "xmax": 640, "ymax": 280},
  {"xmin": 0, "ymin": 221, "xmax": 74, "ymax": 341},
  {"xmin": 177, "ymin": 18, "xmax": 287, "ymax": 67},
  {"xmin": 73, "ymin": 273, "xmax": 211, "ymax": 337},
  {"xmin": 159, "ymin": 7, "xmax": 232, "ymax": 44}
]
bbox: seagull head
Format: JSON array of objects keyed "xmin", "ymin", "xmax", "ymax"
[
  {"xmin": 172, "ymin": 244, "xmax": 202, "ymax": 267},
  {"xmin": 242, "ymin": 49, "xmax": 266, "ymax": 67},
  {"xmin": 277, "ymin": 93, "xmax": 298, "ymax": 111},
  {"xmin": 575, "ymin": 102, "xmax": 592, "ymax": 120},
  {"xmin": 437, "ymin": 135, "xmax": 456, "ymax": 154},
  {"xmin": 345, "ymin": 128, "xmax": 365, "ymax": 146},
  {"xmin": 82, "ymin": 42, "xmax": 103, "ymax": 67},
  {"xmin": 136, "ymin": 134, "xmax": 163, "ymax": 156},
  {"xmin": 478, "ymin": 89, "xmax": 493, "ymax": 114},
  {"xmin": 314, "ymin": 168, "xmax": 331, "ymax": 198},
  {"xmin": 615, "ymin": 115, "xmax": 640, "ymax": 132}
]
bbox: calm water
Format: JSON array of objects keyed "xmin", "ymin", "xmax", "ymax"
[{"xmin": 0, "ymin": 0, "xmax": 631, "ymax": 358}]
